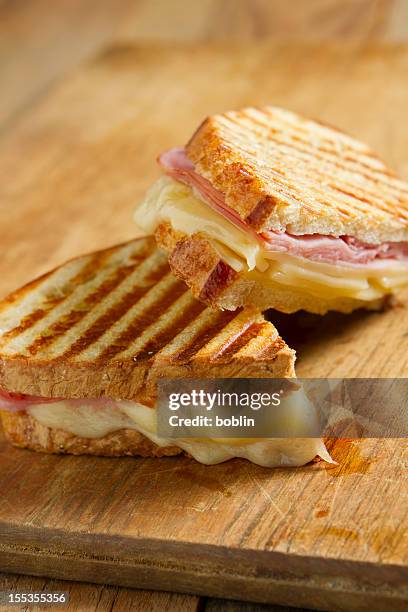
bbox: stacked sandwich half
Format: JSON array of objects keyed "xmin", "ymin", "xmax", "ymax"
[
  {"xmin": 1, "ymin": 106, "xmax": 407, "ymax": 467},
  {"xmin": 138, "ymin": 107, "xmax": 408, "ymax": 315}
]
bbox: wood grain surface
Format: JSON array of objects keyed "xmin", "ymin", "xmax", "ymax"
[
  {"xmin": 0, "ymin": 572, "xmax": 305, "ymax": 612},
  {"xmin": 1, "ymin": 0, "xmax": 408, "ymax": 128},
  {"xmin": 0, "ymin": 572, "xmax": 200, "ymax": 612},
  {"xmin": 0, "ymin": 43, "xmax": 407, "ymax": 610}
]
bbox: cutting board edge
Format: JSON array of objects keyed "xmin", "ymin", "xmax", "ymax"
[
  {"xmin": 1, "ymin": 522, "xmax": 407, "ymax": 584},
  {"xmin": 0, "ymin": 543, "xmax": 407, "ymax": 612}
]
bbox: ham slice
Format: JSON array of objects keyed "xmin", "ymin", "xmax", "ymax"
[
  {"xmin": 158, "ymin": 148, "xmax": 408, "ymax": 267},
  {"xmin": 159, "ymin": 148, "xmax": 250, "ymax": 232},
  {"xmin": 260, "ymin": 231, "xmax": 408, "ymax": 265},
  {"xmin": 0, "ymin": 389, "xmax": 119, "ymax": 413},
  {"xmin": 0, "ymin": 389, "xmax": 56, "ymax": 412}
]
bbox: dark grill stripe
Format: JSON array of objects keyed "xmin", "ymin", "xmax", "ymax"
[
  {"xmin": 273, "ymin": 146, "xmax": 406, "ymax": 210},
  {"xmin": 0, "ymin": 275, "xmax": 48, "ymax": 315},
  {"xmin": 241, "ymin": 109, "xmax": 400, "ymax": 184},
  {"xmin": 172, "ymin": 310, "xmax": 239, "ymax": 363},
  {"xmin": 329, "ymin": 184, "xmax": 404, "ymax": 217},
  {"xmin": 216, "ymin": 128, "xmax": 391, "ymax": 216},
  {"xmin": 257, "ymin": 335, "xmax": 286, "ymax": 360},
  {"xmin": 25, "ymin": 262, "xmax": 141, "ymax": 356},
  {"xmin": 59, "ymin": 261, "xmax": 171, "ymax": 359},
  {"xmin": 269, "ymin": 146, "xmax": 407, "ymax": 214},
  {"xmin": 222, "ymin": 111, "xmax": 408, "ymax": 201},
  {"xmin": 98, "ymin": 279, "xmax": 188, "ymax": 361},
  {"xmin": 0, "ymin": 249, "xmax": 112, "ymax": 348},
  {"xmin": 212, "ymin": 321, "xmax": 269, "ymax": 360},
  {"xmin": 135, "ymin": 298, "xmax": 207, "ymax": 360},
  {"xmin": 227, "ymin": 133, "xmax": 403, "ymax": 214},
  {"xmin": 0, "ymin": 308, "xmax": 47, "ymax": 348}
]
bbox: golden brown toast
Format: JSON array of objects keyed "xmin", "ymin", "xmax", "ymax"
[
  {"xmin": 0, "ymin": 237, "xmax": 295, "ymax": 403},
  {"xmin": 0, "ymin": 410, "xmax": 183, "ymax": 457},
  {"xmin": 187, "ymin": 106, "xmax": 408, "ymax": 243}
]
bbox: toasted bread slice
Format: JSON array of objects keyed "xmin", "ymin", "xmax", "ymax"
[
  {"xmin": 0, "ymin": 237, "xmax": 295, "ymax": 402},
  {"xmin": 155, "ymin": 222, "xmax": 386, "ymax": 315},
  {"xmin": 1, "ymin": 410, "xmax": 182, "ymax": 457},
  {"xmin": 187, "ymin": 106, "xmax": 408, "ymax": 243}
]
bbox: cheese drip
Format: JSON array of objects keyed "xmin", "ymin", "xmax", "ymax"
[
  {"xmin": 134, "ymin": 177, "xmax": 408, "ymax": 302},
  {"xmin": 27, "ymin": 399, "xmax": 332, "ymax": 467}
]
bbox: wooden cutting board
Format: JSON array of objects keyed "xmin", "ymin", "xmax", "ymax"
[{"xmin": 0, "ymin": 43, "xmax": 407, "ymax": 611}]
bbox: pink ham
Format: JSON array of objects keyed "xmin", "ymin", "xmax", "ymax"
[
  {"xmin": 0, "ymin": 389, "xmax": 56, "ymax": 412},
  {"xmin": 260, "ymin": 231, "xmax": 408, "ymax": 265},
  {"xmin": 158, "ymin": 148, "xmax": 251, "ymax": 232},
  {"xmin": 0, "ymin": 390, "xmax": 121, "ymax": 413},
  {"xmin": 158, "ymin": 148, "xmax": 408, "ymax": 267}
]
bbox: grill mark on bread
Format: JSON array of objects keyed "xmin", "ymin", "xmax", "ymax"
[
  {"xmin": 330, "ymin": 184, "xmax": 403, "ymax": 217},
  {"xmin": 186, "ymin": 106, "xmax": 408, "ymax": 236},
  {"xmin": 98, "ymin": 279, "xmax": 188, "ymax": 360},
  {"xmin": 67, "ymin": 248, "xmax": 114, "ymax": 285},
  {"xmin": 70, "ymin": 270, "xmax": 180, "ymax": 362},
  {"xmin": 25, "ymin": 263, "xmax": 137, "ymax": 356},
  {"xmin": 282, "ymin": 134, "xmax": 402, "ymax": 192},
  {"xmin": 212, "ymin": 321, "xmax": 269, "ymax": 360},
  {"xmin": 219, "ymin": 131, "xmax": 405, "ymax": 219},
  {"xmin": 221, "ymin": 111, "xmax": 371, "ymax": 166},
  {"xmin": 263, "ymin": 144, "xmax": 408, "ymax": 214},
  {"xmin": 0, "ymin": 248, "xmax": 110, "ymax": 315},
  {"xmin": 0, "ymin": 309, "xmax": 47, "ymax": 347},
  {"xmin": 257, "ymin": 335, "xmax": 287, "ymax": 359},
  {"xmin": 0, "ymin": 276, "xmax": 47, "ymax": 314},
  {"xmin": 324, "ymin": 184, "xmax": 398, "ymax": 218},
  {"xmin": 266, "ymin": 144, "xmax": 407, "ymax": 210},
  {"xmin": 0, "ymin": 250, "xmax": 112, "ymax": 349},
  {"xmin": 135, "ymin": 299, "xmax": 206, "ymax": 360},
  {"xmin": 0, "ymin": 237, "xmax": 297, "ymax": 400},
  {"xmin": 258, "ymin": 107, "xmax": 392, "ymax": 168},
  {"xmin": 58, "ymin": 261, "xmax": 170, "ymax": 359},
  {"xmin": 0, "ymin": 241, "xmax": 157, "ymax": 357},
  {"xmin": 173, "ymin": 310, "xmax": 239, "ymax": 362},
  {"xmin": 237, "ymin": 108, "xmax": 398, "ymax": 182},
  {"xmin": 51, "ymin": 249, "xmax": 170, "ymax": 361},
  {"xmin": 211, "ymin": 131, "xmax": 391, "ymax": 217}
]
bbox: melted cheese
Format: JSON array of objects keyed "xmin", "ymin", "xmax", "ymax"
[
  {"xmin": 134, "ymin": 177, "xmax": 408, "ymax": 302},
  {"xmin": 27, "ymin": 399, "xmax": 332, "ymax": 467}
]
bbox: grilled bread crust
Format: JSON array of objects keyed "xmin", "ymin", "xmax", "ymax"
[
  {"xmin": 186, "ymin": 106, "xmax": 408, "ymax": 243},
  {"xmin": 0, "ymin": 237, "xmax": 295, "ymax": 402},
  {"xmin": 156, "ymin": 222, "xmax": 385, "ymax": 315},
  {"xmin": 0, "ymin": 410, "xmax": 182, "ymax": 457}
]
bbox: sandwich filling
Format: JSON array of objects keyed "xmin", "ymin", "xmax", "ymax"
[
  {"xmin": 135, "ymin": 148, "xmax": 408, "ymax": 306},
  {"xmin": 0, "ymin": 390, "xmax": 332, "ymax": 467}
]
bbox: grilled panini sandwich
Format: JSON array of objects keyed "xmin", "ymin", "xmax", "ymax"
[
  {"xmin": 0, "ymin": 237, "xmax": 328, "ymax": 466},
  {"xmin": 134, "ymin": 106, "xmax": 408, "ymax": 314}
]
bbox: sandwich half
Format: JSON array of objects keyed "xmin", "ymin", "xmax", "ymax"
[
  {"xmin": 0, "ymin": 237, "xmax": 329, "ymax": 466},
  {"xmin": 134, "ymin": 106, "xmax": 408, "ymax": 314}
]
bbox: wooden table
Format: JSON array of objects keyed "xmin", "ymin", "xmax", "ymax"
[
  {"xmin": 1, "ymin": 0, "xmax": 408, "ymax": 128},
  {"xmin": 1, "ymin": 3, "xmax": 408, "ymax": 611}
]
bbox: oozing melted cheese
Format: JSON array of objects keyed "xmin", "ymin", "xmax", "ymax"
[
  {"xmin": 134, "ymin": 177, "xmax": 408, "ymax": 302},
  {"xmin": 27, "ymin": 400, "xmax": 332, "ymax": 467}
]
